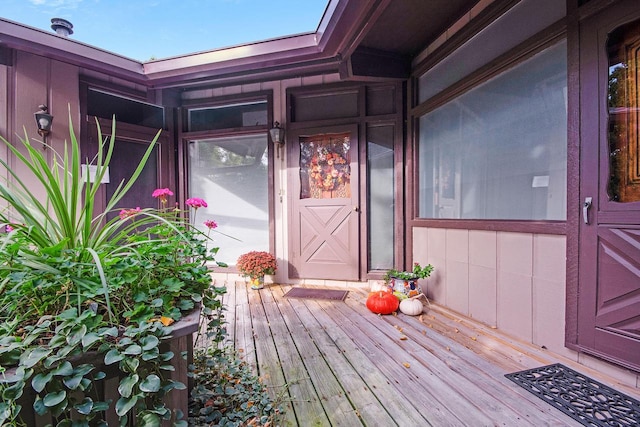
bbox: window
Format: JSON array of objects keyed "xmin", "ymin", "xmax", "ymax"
[
  {"xmin": 368, "ymin": 125, "xmax": 395, "ymax": 269},
  {"xmin": 188, "ymin": 134, "xmax": 269, "ymax": 265},
  {"xmin": 188, "ymin": 101, "xmax": 267, "ymax": 132},
  {"xmin": 418, "ymin": 41, "xmax": 567, "ymax": 220},
  {"xmin": 87, "ymin": 89, "xmax": 164, "ymax": 129}
]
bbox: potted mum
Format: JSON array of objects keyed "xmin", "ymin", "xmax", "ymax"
[
  {"xmin": 236, "ymin": 251, "xmax": 277, "ymax": 290},
  {"xmin": 0, "ymin": 115, "xmax": 226, "ymax": 426}
]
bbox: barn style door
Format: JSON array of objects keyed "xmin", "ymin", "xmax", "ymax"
[
  {"xmin": 288, "ymin": 125, "xmax": 359, "ymax": 280},
  {"xmin": 577, "ymin": 2, "xmax": 640, "ymax": 371}
]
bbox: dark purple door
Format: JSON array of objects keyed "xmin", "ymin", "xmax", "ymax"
[{"xmin": 578, "ymin": 1, "xmax": 640, "ymax": 372}]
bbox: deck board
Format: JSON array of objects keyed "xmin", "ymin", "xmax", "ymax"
[
  {"xmin": 260, "ymin": 286, "xmax": 332, "ymax": 426},
  {"xmin": 208, "ymin": 282, "xmax": 640, "ymax": 426},
  {"xmin": 268, "ymin": 286, "xmax": 364, "ymax": 427},
  {"xmin": 275, "ymin": 287, "xmax": 398, "ymax": 427}
]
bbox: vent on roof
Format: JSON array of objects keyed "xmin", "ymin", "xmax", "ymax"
[{"xmin": 51, "ymin": 18, "xmax": 73, "ymax": 37}]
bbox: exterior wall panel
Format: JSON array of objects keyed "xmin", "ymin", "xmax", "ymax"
[
  {"xmin": 14, "ymin": 51, "xmax": 49, "ymax": 202},
  {"xmin": 497, "ymin": 232, "xmax": 534, "ymax": 340},
  {"xmin": 415, "ymin": 227, "xmax": 568, "ymax": 351},
  {"xmin": 532, "ymin": 235, "xmax": 570, "ymax": 356},
  {"xmin": 445, "ymin": 229, "xmax": 469, "ymax": 314},
  {"xmin": 50, "ymin": 60, "xmax": 80, "ymax": 154},
  {"xmin": 469, "ymin": 230, "xmax": 497, "ymax": 325}
]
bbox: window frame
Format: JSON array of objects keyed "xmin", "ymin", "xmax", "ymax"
[
  {"xmin": 408, "ymin": 27, "xmax": 568, "ymax": 236},
  {"xmin": 178, "ymin": 91, "xmax": 276, "ymax": 268}
]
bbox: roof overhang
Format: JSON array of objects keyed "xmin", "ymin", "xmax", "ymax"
[{"xmin": 0, "ymin": 0, "xmax": 480, "ymax": 89}]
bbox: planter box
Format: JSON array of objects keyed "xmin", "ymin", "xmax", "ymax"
[{"xmin": 7, "ymin": 309, "xmax": 200, "ymax": 426}]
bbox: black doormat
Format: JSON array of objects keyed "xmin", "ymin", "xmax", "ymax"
[
  {"xmin": 283, "ymin": 287, "xmax": 348, "ymax": 301},
  {"xmin": 505, "ymin": 363, "xmax": 640, "ymax": 426}
]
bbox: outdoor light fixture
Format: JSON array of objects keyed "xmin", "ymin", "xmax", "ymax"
[
  {"xmin": 269, "ymin": 121, "xmax": 285, "ymax": 158},
  {"xmin": 34, "ymin": 105, "xmax": 53, "ymax": 138}
]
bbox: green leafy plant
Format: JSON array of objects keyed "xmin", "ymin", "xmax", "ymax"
[
  {"xmin": 384, "ymin": 263, "xmax": 434, "ymax": 282},
  {"xmin": 0, "ymin": 114, "xmax": 227, "ymax": 426},
  {"xmin": 188, "ymin": 351, "xmax": 287, "ymax": 425}
]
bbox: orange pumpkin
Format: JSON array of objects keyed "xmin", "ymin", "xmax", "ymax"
[{"xmin": 366, "ymin": 291, "xmax": 399, "ymax": 315}]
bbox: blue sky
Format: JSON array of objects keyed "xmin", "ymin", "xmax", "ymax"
[{"xmin": 2, "ymin": 0, "xmax": 329, "ymax": 61}]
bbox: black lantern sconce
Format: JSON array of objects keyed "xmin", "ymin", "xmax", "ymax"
[
  {"xmin": 34, "ymin": 105, "xmax": 54, "ymax": 138},
  {"xmin": 269, "ymin": 121, "xmax": 285, "ymax": 158}
]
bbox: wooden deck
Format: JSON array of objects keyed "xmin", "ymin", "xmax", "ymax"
[{"xmin": 201, "ymin": 281, "xmax": 640, "ymax": 426}]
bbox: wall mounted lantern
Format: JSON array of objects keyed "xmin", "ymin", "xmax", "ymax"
[
  {"xmin": 34, "ymin": 105, "xmax": 53, "ymax": 138},
  {"xmin": 269, "ymin": 121, "xmax": 285, "ymax": 158}
]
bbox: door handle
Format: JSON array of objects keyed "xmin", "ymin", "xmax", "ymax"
[
  {"xmin": 353, "ymin": 206, "xmax": 359, "ymax": 212},
  {"xmin": 583, "ymin": 197, "xmax": 592, "ymax": 224}
]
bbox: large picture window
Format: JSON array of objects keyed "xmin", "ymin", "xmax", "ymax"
[
  {"xmin": 188, "ymin": 134, "xmax": 269, "ymax": 265},
  {"xmin": 418, "ymin": 41, "xmax": 567, "ymax": 221}
]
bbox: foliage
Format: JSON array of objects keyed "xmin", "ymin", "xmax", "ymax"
[
  {"xmin": 384, "ymin": 263, "xmax": 434, "ymax": 282},
  {"xmin": 0, "ymin": 115, "xmax": 227, "ymax": 426},
  {"xmin": 236, "ymin": 251, "xmax": 277, "ymax": 280},
  {"xmin": 188, "ymin": 350, "xmax": 286, "ymax": 426}
]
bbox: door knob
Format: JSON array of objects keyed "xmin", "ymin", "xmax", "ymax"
[{"xmin": 353, "ymin": 206, "xmax": 359, "ymax": 212}]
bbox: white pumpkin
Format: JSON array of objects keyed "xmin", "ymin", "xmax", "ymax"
[{"xmin": 399, "ymin": 297, "xmax": 423, "ymax": 316}]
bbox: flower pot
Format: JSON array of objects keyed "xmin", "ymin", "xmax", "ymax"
[
  {"xmin": 250, "ymin": 276, "xmax": 265, "ymax": 290},
  {"xmin": 390, "ymin": 277, "xmax": 421, "ymax": 297}
]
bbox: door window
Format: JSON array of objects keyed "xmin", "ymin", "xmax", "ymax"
[
  {"xmin": 299, "ymin": 133, "xmax": 351, "ymax": 199},
  {"xmin": 607, "ymin": 21, "xmax": 640, "ymax": 202}
]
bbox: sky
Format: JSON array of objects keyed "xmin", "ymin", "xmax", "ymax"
[{"xmin": 1, "ymin": 0, "xmax": 329, "ymax": 61}]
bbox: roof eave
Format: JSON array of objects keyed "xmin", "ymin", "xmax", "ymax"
[{"xmin": 0, "ymin": 18, "xmax": 145, "ymax": 82}]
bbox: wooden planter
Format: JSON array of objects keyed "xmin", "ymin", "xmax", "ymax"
[{"xmin": 8, "ymin": 309, "xmax": 200, "ymax": 426}]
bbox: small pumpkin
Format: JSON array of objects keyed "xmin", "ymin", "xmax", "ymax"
[
  {"xmin": 370, "ymin": 281, "xmax": 391, "ymax": 293},
  {"xmin": 366, "ymin": 291, "xmax": 399, "ymax": 315},
  {"xmin": 399, "ymin": 295, "xmax": 424, "ymax": 316}
]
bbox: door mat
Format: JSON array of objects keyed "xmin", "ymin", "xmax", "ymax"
[
  {"xmin": 284, "ymin": 287, "xmax": 348, "ymax": 301},
  {"xmin": 505, "ymin": 363, "xmax": 640, "ymax": 426}
]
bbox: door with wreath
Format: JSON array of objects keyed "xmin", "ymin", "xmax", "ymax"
[{"xmin": 288, "ymin": 124, "xmax": 360, "ymax": 280}]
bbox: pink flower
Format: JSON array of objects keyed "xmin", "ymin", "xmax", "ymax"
[
  {"xmin": 185, "ymin": 198, "xmax": 207, "ymax": 209},
  {"xmin": 5, "ymin": 225, "xmax": 13, "ymax": 232},
  {"xmin": 204, "ymin": 219, "xmax": 218, "ymax": 229},
  {"xmin": 152, "ymin": 188, "xmax": 174, "ymax": 205},
  {"xmin": 119, "ymin": 207, "xmax": 141, "ymax": 220}
]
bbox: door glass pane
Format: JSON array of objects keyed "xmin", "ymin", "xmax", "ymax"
[
  {"xmin": 300, "ymin": 133, "xmax": 351, "ymax": 199},
  {"xmin": 367, "ymin": 126, "xmax": 394, "ymax": 270},
  {"xmin": 607, "ymin": 20, "xmax": 640, "ymax": 203},
  {"xmin": 188, "ymin": 134, "xmax": 269, "ymax": 265}
]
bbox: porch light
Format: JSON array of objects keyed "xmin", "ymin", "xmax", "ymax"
[
  {"xmin": 34, "ymin": 105, "xmax": 53, "ymax": 138},
  {"xmin": 269, "ymin": 121, "xmax": 285, "ymax": 158}
]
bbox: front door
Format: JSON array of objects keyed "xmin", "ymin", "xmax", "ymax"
[
  {"xmin": 288, "ymin": 125, "xmax": 359, "ymax": 280},
  {"xmin": 578, "ymin": 1, "xmax": 640, "ymax": 371}
]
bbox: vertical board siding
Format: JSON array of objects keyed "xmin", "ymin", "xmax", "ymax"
[
  {"xmin": 414, "ymin": 227, "xmax": 567, "ymax": 357},
  {"xmin": 469, "ymin": 230, "xmax": 497, "ymax": 325},
  {"xmin": 50, "ymin": 60, "xmax": 80, "ymax": 154},
  {"xmin": 532, "ymin": 234, "xmax": 569, "ymax": 356},
  {"xmin": 15, "ymin": 51, "xmax": 49, "ymax": 203},
  {"xmin": 422, "ymin": 227, "xmax": 447, "ymax": 303}
]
